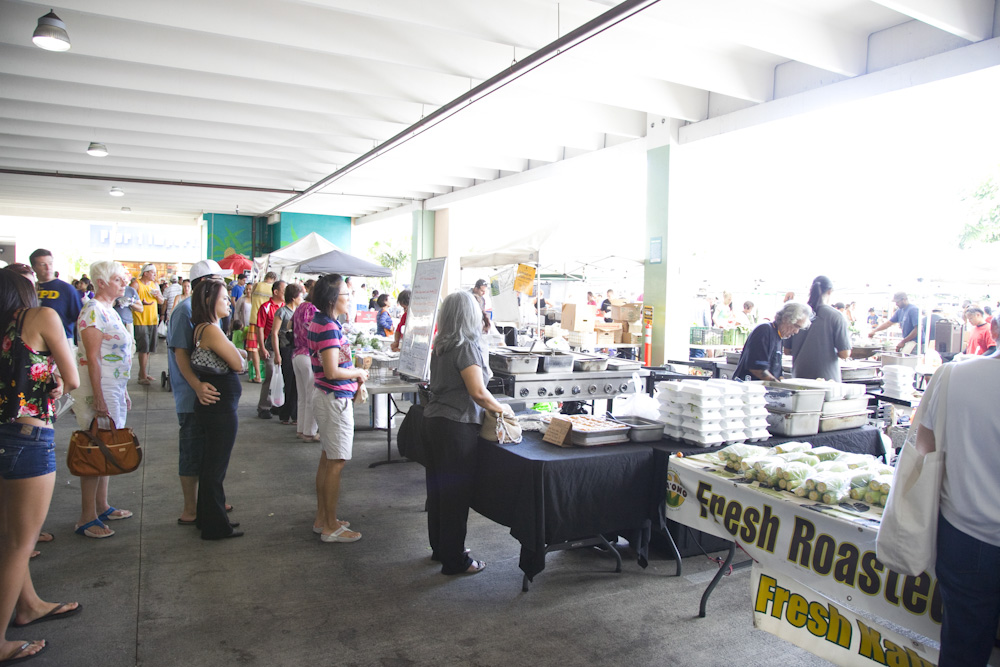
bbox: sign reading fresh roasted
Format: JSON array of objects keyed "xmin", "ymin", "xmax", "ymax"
[{"xmin": 666, "ymin": 455, "xmax": 941, "ymax": 644}]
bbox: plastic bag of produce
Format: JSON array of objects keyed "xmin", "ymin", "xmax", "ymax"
[
  {"xmin": 810, "ymin": 446, "xmax": 843, "ymax": 462},
  {"xmin": 719, "ymin": 443, "xmax": 768, "ymax": 468},
  {"xmin": 777, "ymin": 461, "xmax": 812, "ymax": 490},
  {"xmin": 814, "ymin": 460, "xmax": 849, "ymax": 475},
  {"xmin": 838, "ymin": 453, "xmax": 880, "ymax": 469},
  {"xmin": 771, "ymin": 441, "xmax": 812, "ymax": 455},
  {"xmin": 778, "ymin": 452, "xmax": 820, "ymax": 468},
  {"xmin": 808, "ymin": 472, "xmax": 852, "ymax": 504}
]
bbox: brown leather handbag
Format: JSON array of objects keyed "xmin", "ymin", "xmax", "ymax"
[{"xmin": 67, "ymin": 418, "xmax": 143, "ymax": 476}]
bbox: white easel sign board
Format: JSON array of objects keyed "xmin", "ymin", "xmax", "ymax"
[{"xmin": 398, "ymin": 257, "xmax": 447, "ymax": 381}]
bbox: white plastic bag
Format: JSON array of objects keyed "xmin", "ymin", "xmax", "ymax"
[
  {"xmin": 616, "ymin": 373, "xmax": 660, "ymax": 421},
  {"xmin": 269, "ymin": 368, "xmax": 285, "ymax": 407}
]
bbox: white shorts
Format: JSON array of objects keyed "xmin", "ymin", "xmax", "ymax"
[
  {"xmin": 313, "ymin": 392, "xmax": 354, "ymax": 460},
  {"xmin": 71, "ymin": 378, "xmax": 128, "ymax": 430}
]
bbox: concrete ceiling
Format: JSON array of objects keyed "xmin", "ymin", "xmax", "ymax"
[{"xmin": 0, "ymin": 0, "xmax": 996, "ymax": 222}]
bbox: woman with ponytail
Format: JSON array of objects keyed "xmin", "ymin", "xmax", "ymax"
[{"xmin": 783, "ymin": 275, "xmax": 852, "ymax": 381}]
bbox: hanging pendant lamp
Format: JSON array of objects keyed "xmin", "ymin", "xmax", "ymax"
[{"xmin": 33, "ymin": 10, "xmax": 71, "ymax": 52}]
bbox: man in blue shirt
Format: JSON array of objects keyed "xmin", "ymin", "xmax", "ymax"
[
  {"xmin": 168, "ymin": 259, "xmax": 233, "ymax": 524},
  {"xmin": 30, "ymin": 248, "xmax": 82, "ymax": 340},
  {"xmin": 869, "ymin": 292, "xmax": 921, "ymax": 352}
]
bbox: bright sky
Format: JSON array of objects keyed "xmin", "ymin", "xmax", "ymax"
[
  {"xmin": 671, "ymin": 64, "xmax": 1000, "ymax": 301},
  {"xmin": 358, "ymin": 64, "xmax": 1000, "ymax": 309}
]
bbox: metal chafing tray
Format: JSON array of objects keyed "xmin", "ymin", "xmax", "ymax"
[
  {"xmin": 497, "ymin": 346, "xmax": 574, "ymax": 373},
  {"xmin": 489, "ymin": 350, "xmax": 540, "ymax": 375},
  {"xmin": 572, "ymin": 353, "xmax": 609, "ymax": 372}
]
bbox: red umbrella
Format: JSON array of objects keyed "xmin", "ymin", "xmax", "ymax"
[{"xmin": 217, "ymin": 253, "xmax": 253, "ymax": 274}]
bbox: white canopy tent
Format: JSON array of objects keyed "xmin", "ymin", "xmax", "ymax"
[{"xmin": 253, "ymin": 232, "xmax": 338, "ymax": 279}]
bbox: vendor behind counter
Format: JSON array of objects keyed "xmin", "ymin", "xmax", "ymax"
[{"xmin": 732, "ymin": 302, "xmax": 812, "ymax": 382}]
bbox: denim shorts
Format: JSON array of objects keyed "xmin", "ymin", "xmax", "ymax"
[
  {"xmin": 0, "ymin": 422, "xmax": 57, "ymax": 480},
  {"xmin": 177, "ymin": 412, "xmax": 206, "ymax": 477}
]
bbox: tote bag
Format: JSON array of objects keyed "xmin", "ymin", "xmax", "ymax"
[{"xmin": 875, "ymin": 363, "xmax": 952, "ymax": 577}]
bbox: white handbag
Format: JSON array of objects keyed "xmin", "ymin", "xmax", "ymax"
[{"xmin": 875, "ymin": 363, "xmax": 952, "ymax": 577}]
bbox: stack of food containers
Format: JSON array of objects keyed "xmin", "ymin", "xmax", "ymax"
[
  {"xmin": 657, "ymin": 379, "xmax": 770, "ymax": 446},
  {"xmin": 881, "ymin": 366, "xmax": 915, "ymax": 397}
]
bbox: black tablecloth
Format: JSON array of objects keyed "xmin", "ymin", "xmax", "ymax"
[{"xmin": 474, "ymin": 433, "xmax": 656, "ymax": 581}]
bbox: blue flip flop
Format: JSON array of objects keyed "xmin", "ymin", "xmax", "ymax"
[
  {"xmin": 98, "ymin": 506, "xmax": 132, "ymax": 521},
  {"xmin": 74, "ymin": 519, "xmax": 114, "ymax": 539}
]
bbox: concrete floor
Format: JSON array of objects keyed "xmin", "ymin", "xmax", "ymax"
[{"xmin": 21, "ymin": 349, "xmax": 832, "ymax": 666}]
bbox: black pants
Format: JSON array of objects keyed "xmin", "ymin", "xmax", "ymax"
[
  {"xmin": 195, "ymin": 371, "xmax": 241, "ymax": 539},
  {"xmin": 423, "ymin": 416, "xmax": 479, "ymax": 574},
  {"xmin": 278, "ymin": 345, "xmax": 297, "ymax": 422}
]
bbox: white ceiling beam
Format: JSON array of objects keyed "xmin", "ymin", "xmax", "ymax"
[
  {"xmin": 0, "ymin": 3, "xmax": 471, "ymax": 106},
  {"xmin": 0, "ymin": 75, "xmax": 407, "ymax": 141},
  {"xmin": 0, "ymin": 44, "xmax": 426, "ymax": 126},
  {"xmin": 871, "ymin": 0, "xmax": 995, "ymax": 42},
  {"xmin": 520, "ymin": 57, "xmax": 709, "ymax": 120},
  {"xmin": 0, "ymin": 100, "xmax": 379, "ymax": 155},
  {"xmin": 25, "ymin": 0, "xmax": 521, "ymax": 80},
  {"xmin": 641, "ymin": 0, "xmax": 870, "ymax": 77}
]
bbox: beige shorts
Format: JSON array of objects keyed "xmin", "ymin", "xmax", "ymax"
[{"xmin": 313, "ymin": 392, "xmax": 354, "ymax": 460}]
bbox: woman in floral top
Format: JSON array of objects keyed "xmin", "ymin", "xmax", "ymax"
[
  {"xmin": 0, "ymin": 269, "xmax": 81, "ymax": 663},
  {"xmin": 70, "ymin": 261, "xmax": 135, "ymax": 539}
]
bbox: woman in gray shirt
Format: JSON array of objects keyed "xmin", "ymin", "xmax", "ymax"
[
  {"xmin": 422, "ymin": 290, "xmax": 506, "ymax": 575},
  {"xmin": 784, "ymin": 275, "xmax": 851, "ymax": 381}
]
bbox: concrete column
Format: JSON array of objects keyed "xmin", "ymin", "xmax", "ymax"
[
  {"xmin": 645, "ymin": 119, "xmax": 688, "ymax": 366},
  {"xmin": 411, "ymin": 209, "xmax": 435, "ymax": 283},
  {"xmin": 432, "ymin": 208, "xmax": 460, "ymax": 295}
]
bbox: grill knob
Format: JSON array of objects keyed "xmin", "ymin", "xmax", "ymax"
[
  {"xmin": 519, "ymin": 388, "xmax": 529, "ymax": 398},
  {"xmin": 588, "ymin": 384, "xmax": 598, "ymax": 395},
  {"xmin": 572, "ymin": 386, "xmax": 581, "ymax": 395},
  {"xmin": 537, "ymin": 387, "xmax": 547, "ymax": 397},
  {"xmin": 604, "ymin": 383, "xmax": 613, "ymax": 394},
  {"xmin": 554, "ymin": 387, "xmax": 564, "ymax": 396},
  {"xmin": 620, "ymin": 383, "xmax": 630, "ymax": 393}
]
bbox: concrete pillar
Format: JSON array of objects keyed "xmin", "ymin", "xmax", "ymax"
[
  {"xmin": 432, "ymin": 208, "xmax": 460, "ymax": 296},
  {"xmin": 411, "ymin": 209, "xmax": 435, "ymax": 284},
  {"xmin": 645, "ymin": 119, "xmax": 688, "ymax": 366}
]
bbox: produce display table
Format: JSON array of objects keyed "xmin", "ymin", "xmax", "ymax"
[
  {"xmin": 647, "ymin": 425, "xmax": 886, "ymax": 573},
  {"xmin": 473, "ymin": 431, "xmax": 658, "ymax": 590},
  {"xmin": 664, "ymin": 453, "xmax": 940, "ymax": 666}
]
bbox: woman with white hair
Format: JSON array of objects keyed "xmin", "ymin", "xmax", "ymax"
[
  {"xmin": 71, "ymin": 260, "xmax": 134, "ymax": 538},
  {"xmin": 422, "ymin": 290, "xmax": 508, "ymax": 575},
  {"xmin": 733, "ymin": 301, "xmax": 812, "ymax": 382}
]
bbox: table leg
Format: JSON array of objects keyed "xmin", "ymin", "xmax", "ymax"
[
  {"xmin": 699, "ymin": 541, "xmax": 735, "ymax": 618},
  {"xmin": 368, "ymin": 393, "xmax": 414, "ymax": 468}
]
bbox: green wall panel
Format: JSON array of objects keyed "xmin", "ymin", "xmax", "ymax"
[{"xmin": 276, "ymin": 213, "xmax": 352, "ymax": 251}]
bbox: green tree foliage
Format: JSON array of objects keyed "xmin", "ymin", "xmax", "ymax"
[
  {"xmin": 959, "ymin": 174, "xmax": 1000, "ymax": 248},
  {"xmin": 367, "ymin": 239, "xmax": 410, "ymax": 296}
]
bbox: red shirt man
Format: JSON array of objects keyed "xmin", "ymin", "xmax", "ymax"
[
  {"xmin": 256, "ymin": 280, "xmax": 286, "ymax": 358},
  {"xmin": 965, "ymin": 307, "xmax": 994, "ymax": 355}
]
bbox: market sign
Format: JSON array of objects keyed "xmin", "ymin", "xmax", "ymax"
[
  {"xmin": 513, "ymin": 263, "xmax": 536, "ymax": 295},
  {"xmin": 752, "ymin": 564, "xmax": 938, "ymax": 667},
  {"xmin": 667, "ymin": 455, "xmax": 941, "ymax": 643}
]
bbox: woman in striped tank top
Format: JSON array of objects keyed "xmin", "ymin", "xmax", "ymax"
[{"xmin": 307, "ymin": 275, "xmax": 368, "ymax": 543}]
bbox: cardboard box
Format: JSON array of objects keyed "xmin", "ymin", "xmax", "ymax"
[
  {"xmin": 562, "ymin": 304, "xmax": 594, "ymax": 333},
  {"xmin": 610, "ymin": 301, "xmax": 643, "ymax": 323},
  {"xmin": 628, "ymin": 332, "xmax": 642, "ymax": 346},
  {"xmin": 594, "ymin": 322, "xmax": 623, "ymax": 344}
]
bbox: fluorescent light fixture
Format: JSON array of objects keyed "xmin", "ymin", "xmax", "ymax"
[
  {"xmin": 109, "ymin": 186, "xmax": 125, "ymax": 197},
  {"xmin": 33, "ymin": 10, "xmax": 71, "ymax": 52},
  {"xmin": 120, "ymin": 207, "xmax": 131, "ymax": 213},
  {"xmin": 87, "ymin": 142, "xmax": 108, "ymax": 157}
]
